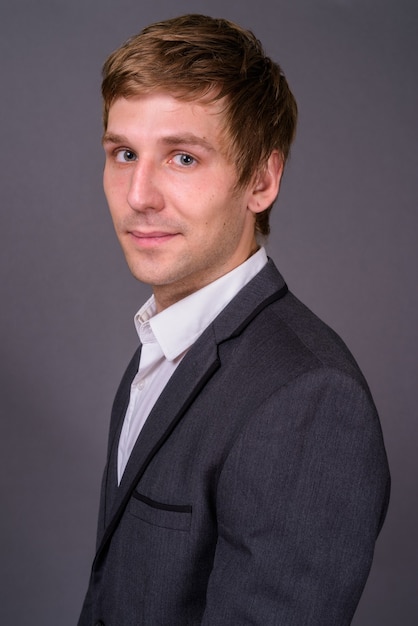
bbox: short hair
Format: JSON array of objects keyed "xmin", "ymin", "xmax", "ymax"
[{"xmin": 102, "ymin": 14, "xmax": 298, "ymax": 236}]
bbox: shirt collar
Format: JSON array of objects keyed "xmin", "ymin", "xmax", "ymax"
[{"xmin": 134, "ymin": 247, "xmax": 268, "ymax": 361}]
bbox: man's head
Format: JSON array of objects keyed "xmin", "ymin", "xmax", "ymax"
[{"xmin": 102, "ymin": 14, "xmax": 297, "ymax": 237}]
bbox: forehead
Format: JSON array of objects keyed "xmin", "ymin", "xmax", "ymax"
[{"xmin": 105, "ymin": 92, "xmax": 232, "ymax": 148}]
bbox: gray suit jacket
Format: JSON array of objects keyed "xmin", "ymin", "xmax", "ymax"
[{"xmin": 79, "ymin": 259, "xmax": 390, "ymax": 625}]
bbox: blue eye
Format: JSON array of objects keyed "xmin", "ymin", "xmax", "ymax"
[
  {"xmin": 116, "ymin": 149, "xmax": 137, "ymax": 162},
  {"xmin": 174, "ymin": 153, "xmax": 195, "ymax": 166}
]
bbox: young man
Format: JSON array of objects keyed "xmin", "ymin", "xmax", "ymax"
[{"xmin": 79, "ymin": 14, "xmax": 390, "ymax": 625}]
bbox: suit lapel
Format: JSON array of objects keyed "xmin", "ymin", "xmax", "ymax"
[
  {"xmin": 119, "ymin": 332, "xmax": 220, "ymax": 498},
  {"xmin": 101, "ymin": 348, "xmax": 141, "ymax": 528},
  {"xmin": 93, "ymin": 259, "xmax": 288, "ymax": 570},
  {"xmin": 93, "ymin": 333, "xmax": 220, "ymax": 569}
]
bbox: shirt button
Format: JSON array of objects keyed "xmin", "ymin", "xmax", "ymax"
[{"xmin": 137, "ymin": 379, "xmax": 145, "ymax": 390}]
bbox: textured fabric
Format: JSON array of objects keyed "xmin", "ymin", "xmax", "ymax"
[{"xmin": 79, "ymin": 259, "xmax": 390, "ymax": 626}]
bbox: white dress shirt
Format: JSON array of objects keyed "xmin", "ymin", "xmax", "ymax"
[{"xmin": 117, "ymin": 247, "xmax": 268, "ymax": 483}]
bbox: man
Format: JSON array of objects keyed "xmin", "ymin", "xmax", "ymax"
[{"xmin": 79, "ymin": 14, "xmax": 390, "ymax": 625}]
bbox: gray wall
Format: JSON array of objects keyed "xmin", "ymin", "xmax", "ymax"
[{"xmin": 1, "ymin": 1, "xmax": 416, "ymax": 624}]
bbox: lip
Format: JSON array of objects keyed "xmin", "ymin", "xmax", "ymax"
[{"xmin": 128, "ymin": 230, "xmax": 178, "ymax": 247}]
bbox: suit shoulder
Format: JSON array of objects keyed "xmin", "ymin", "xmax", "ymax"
[{"xmin": 244, "ymin": 287, "xmax": 369, "ymax": 391}]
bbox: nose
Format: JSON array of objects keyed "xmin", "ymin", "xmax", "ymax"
[{"xmin": 127, "ymin": 159, "xmax": 164, "ymax": 212}]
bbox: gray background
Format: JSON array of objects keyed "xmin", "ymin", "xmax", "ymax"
[{"xmin": 1, "ymin": 0, "xmax": 416, "ymax": 624}]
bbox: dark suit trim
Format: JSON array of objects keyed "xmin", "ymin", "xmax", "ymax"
[
  {"xmin": 132, "ymin": 491, "xmax": 192, "ymax": 514},
  {"xmin": 103, "ymin": 348, "xmax": 141, "ymax": 528},
  {"xmin": 226, "ymin": 283, "xmax": 288, "ymax": 340},
  {"xmin": 92, "ymin": 356, "xmax": 221, "ymax": 570}
]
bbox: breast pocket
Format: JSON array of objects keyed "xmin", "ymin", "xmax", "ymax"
[{"xmin": 128, "ymin": 491, "xmax": 192, "ymax": 531}]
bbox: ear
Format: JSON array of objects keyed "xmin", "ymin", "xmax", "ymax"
[{"xmin": 247, "ymin": 150, "xmax": 284, "ymax": 214}]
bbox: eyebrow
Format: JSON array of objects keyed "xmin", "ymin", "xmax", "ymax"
[
  {"xmin": 102, "ymin": 131, "xmax": 215, "ymax": 152},
  {"xmin": 161, "ymin": 134, "xmax": 215, "ymax": 152},
  {"xmin": 101, "ymin": 132, "xmax": 128, "ymax": 145}
]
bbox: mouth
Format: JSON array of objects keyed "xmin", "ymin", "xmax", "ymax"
[{"xmin": 128, "ymin": 230, "xmax": 179, "ymax": 248}]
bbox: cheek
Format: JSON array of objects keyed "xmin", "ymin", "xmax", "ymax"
[
  {"xmin": 105, "ymin": 184, "xmax": 126, "ymax": 223},
  {"xmin": 104, "ymin": 165, "xmax": 128, "ymax": 193},
  {"xmin": 104, "ymin": 179, "xmax": 127, "ymax": 215},
  {"xmin": 103, "ymin": 174, "xmax": 115, "ymax": 206}
]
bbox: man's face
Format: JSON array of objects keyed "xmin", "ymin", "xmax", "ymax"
[{"xmin": 103, "ymin": 93, "xmax": 261, "ymax": 310}]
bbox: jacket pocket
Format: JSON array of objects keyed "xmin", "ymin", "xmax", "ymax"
[{"xmin": 128, "ymin": 491, "xmax": 192, "ymax": 531}]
